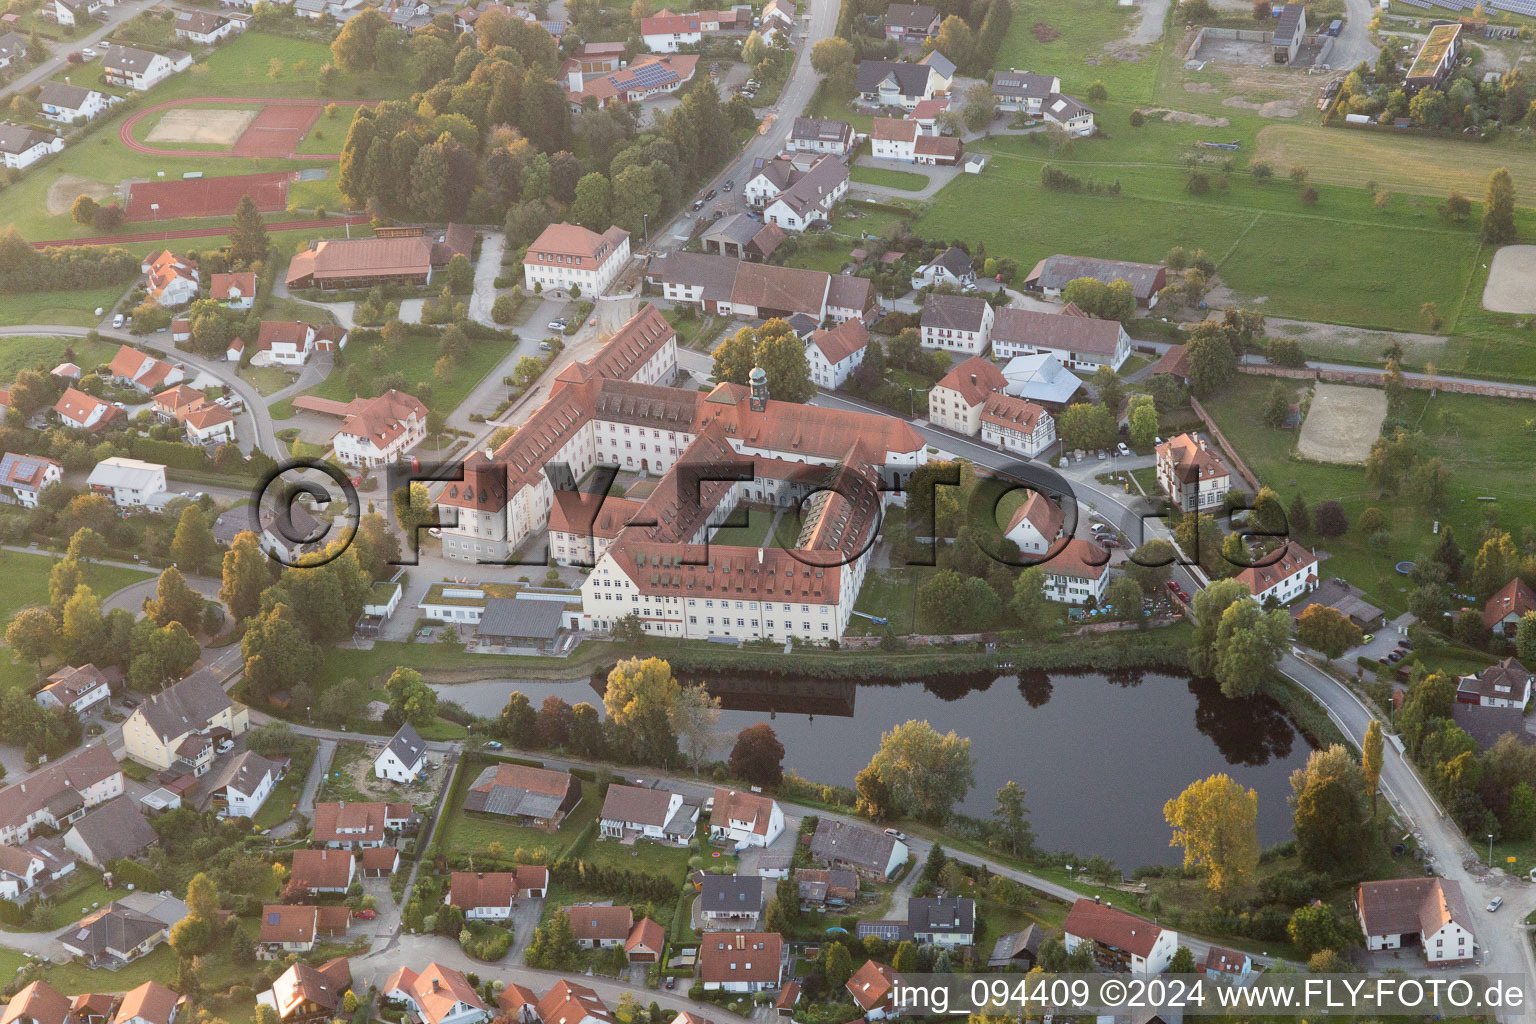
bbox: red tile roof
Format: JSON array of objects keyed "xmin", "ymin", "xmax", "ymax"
[
  {"xmin": 1063, "ymin": 899, "xmax": 1163, "ymax": 957},
  {"xmin": 934, "ymin": 356, "xmax": 1006, "ymax": 406},
  {"xmin": 1484, "ymin": 578, "xmax": 1536, "ymax": 629},
  {"xmin": 846, "ymin": 961, "xmax": 899, "ymax": 1011},
  {"xmin": 810, "ymin": 318, "xmax": 868, "ymax": 364},
  {"xmin": 567, "ymin": 903, "xmax": 633, "ymax": 942},
  {"xmin": 1233, "ymin": 539, "xmax": 1316, "ymax": 597},
  {"xmin": 210, "ymin": 271, "xmax": 255, "ymax": 301},
  {"xmin": 1006, "ymin": 492, "xmax": 1063, "ymax": 542},
  {"xmin": 449, "ymin": 871, "xmax": 516, "ymax": 911},
  {"xmin": 289, "ymin": 849, "xmax": 353, "ymax": 890},
  {"xmin": 524, "ymin": 223, "xmax": 629, "ymax": 269},
  {"xmin": 1045, "ymin": 538, "xmax": 1109, "ymax": 582},
  {"xmin": 626, "ymin": 916, "xmax": 664, "ymax": 954},
  {"xmin": 699, "ymin": 932, "xmax": 783, "ymax": 985}
]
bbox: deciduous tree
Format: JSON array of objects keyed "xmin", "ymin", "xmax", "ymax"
[
  {"xmin": 1213, "ymin": 597, "xmax": 1290, "ymax": 697},
  {"xmin": 1295, "ymin": 604, "xmax": 1362, "ymax": 661},
  {"xmin": 993, "ymin": 781, "xmax": 1033, "ymax": 857},
  {"xmin": 1289, "ymin": 744, "xmax": 1371, "ymax": 873},
  {"xmin": 1481, "ymin": 167, "xmax": 1517, "ymax": 244},
  {"xmin": 7, "ymin": 607, "xmax": 58, "ymax": 678},
  {"xmin": 729, "ymin": 723, "xmax": 785, "ymax": 787},
  {"xmin": 170, "ymin": 505, "xmax": 218, "ymax": 574},
  {"xmin": 864, "ymin": 719, "xmax": 975, "ymax": 822},
  {"xmin": 1163, "ymin": 773, "xmax": 1259, "ymax": 898}
]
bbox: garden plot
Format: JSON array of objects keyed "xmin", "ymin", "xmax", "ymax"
[{"xmin": 1296, "ymin": 383, "xmax": 1387, "ymax": 464}]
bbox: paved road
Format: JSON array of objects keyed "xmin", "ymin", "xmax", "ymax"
[
  {"xmin": 1333, "ymin": 0, "xmax": 1381, "ymax": 71},
  {"xmin": 0, "ymin": 0, "xmax": 159, "ymax": 102}
]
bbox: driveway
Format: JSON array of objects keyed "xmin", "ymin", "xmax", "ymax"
[
  {"xmin": 848, "ymin": 156, "xmax": 963, "ymax": 201},
  {"xmin": 467, "ymin": 231, "xmax": 508, "ymax": 328}
]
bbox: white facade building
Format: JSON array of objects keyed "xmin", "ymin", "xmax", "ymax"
[
  {"xmin": 374, "ymin": 724, "xmax": 427, "ymax": 783},
  {"xmin": 523, "ymin": 223, "xmax": 630, "ymax": 296},
  {"xmin": 86, "ymin": 458, "xmax": 166, "ymax": 507}
]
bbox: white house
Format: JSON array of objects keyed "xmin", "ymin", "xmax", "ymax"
[
  {"xmin": 1357, "ymin": 878, "xmax": 1474, "ymax": 964},
  {"xmin": 809, "ymin": 818, "xmax": 907, "ymax": 879},
  {"xmin": 142, "ymin": 251, "xmax": 200, "ymax": 308},
  {"xmin": 709, "ymin": 788, "xmax": 784, "ymax": 848},
  {"xmin": 523, "ymin": 223, "xmax": 630, "ymax": 296},
  {"xmin": 639, "ymin": 10, "xmax": 701, "ymax": 52},
  {"xmin": 1456, "ymin": 657, "xmax": 1532, "ymax": 710},
  {"xmin": 446, "ymin": 870, "xmax": 548, "ymax": 921},
  {"xmin": 331, "ymin": 390, "xmax": 428, "ymax": 468},
  {"xmin": 979, "ymin": 393, "xmax": 1056, "ymax": 458},
  {"xmin": 36, "ymin": 663, "xmax": 112, "ymax": 715},
  {"xmin": 0, "ymin": 31, "xmax": 28, "ymax": 68},
  {"xmin": 0, "ymin": 840, "xmax": 75, "ymax": 899},
  {"xmin": 786, "ymin": 117, "xmax": 854, "ymax": 155},
  {"xmin": 763, "ymin": 158, "xmax": 849, "ymax": 233},
  {"xmin": 0, "ymin": 122, "xmax": 63, "ymax": 170},
  {"xmin": 1155, "ymin": 433, "xmax": 1230, "ymax": 512},
  {"xmin": 743, "ymin": 160, "xmax": 799, "ymax": 206},
  {"xmin": 854, "ymin": 60, "xmax": 935, "ymax": 109},
  {"xmin": 182, "ymin": 404, "xmax": 235, "ymax": 446},
  {"xmin": 383, "ymin": 964, "xmax": 490, "ymax": 1024},
  {"xmin": 208, "ymin": 750, "xmax": 285, "ymax": 819},
  {"xmin": 910, "ymin": 246, "xmax": 974, "ymax": 290},
  {"xmin": 0, "ymin": 452, "xmax": 62, "ymax": 508},
  {"xmin": 846, "ymin": 961, "xmax": 900, "ymax": 1020},
  {"xmin": 51, "ymin": 0, "xmax": 112, "ymax": 28},
  {"xmin": 374, "ymin": 723, "xmax": 427, "ymax": 783},
  {"xmin": 699, "ymin": 932, "xmax": 784, "ymax": 993},
  {"xmin": 172, "ymin": 10, "xmax": 238, "ymax": 42},
  {"xmin": 600, "ymin": 784, "xmax": 698, "ymax": 845},
  {"xmin": 87, "ymin": 458, "xmax": 166, "ymax": 507},
  {"xmin": 920, "ymin": 293, "xmax": 993, "ymax": 354},
  {"xmin": 36, "ymin": 83, "xmax": 110, "ymax": 124},
  {"xmin": 805, "ymin": 319, "xmax": 868, "ymax": 390},
  {"xmin": 869, "ymin": 116, "xmax": 918, "ymax": 161},
  {"xmin": 908, "ymin": 896, "xmax": 974, "ymax": 947},
  {"xmin": 1063, "ymin": 899, "xmax": 1177, "ymax": 974},
  {"xmin": 1042, "ymin": 539, "xmax": 1109, "ymax": 606},
  {"xmin": 990, "ymin": 305, "xmax": 1131, "ymax": 373},
  {"xmin": 211, "ymin": 272, "xmax": 256, "ymax": 310},
  {"xmin": 250, "ymin": 321, "xmax": 316, "ymax": 367},
  {"xmin": 0, "ymin": 744, "xmax": 123, "ymax": 846},
  {"xmin": 1234, "ymin": 539, "xmax": 1317, "ymax": 607},
  {"xmin": 1003, "ymin": 492, "xmax": 1064, "ymax": 556},
  {"xmin": 53, "ymin": 388, "xmax": 119, "ymax": 432},
  {"xmin": 101, "ymin": 46, "xmax": 192, "ymax": 91}
]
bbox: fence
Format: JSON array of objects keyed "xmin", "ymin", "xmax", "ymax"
[
  {"xmin": 1187, "ymin": 395, "xmax": 1263, "ymax": 493},
  {"xmin": 1235, "ymin": 363, "xmax": 1536, "ymax": 401}
]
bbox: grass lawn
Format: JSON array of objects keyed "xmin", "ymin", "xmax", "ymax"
[
  {"xmin": 438, "ymin": 779, "xmax": 599, "ymax": 862},
  {"xmin": 847, "ymin": 568, "xmax": 918, "ymax": 636},
  {"xmin": 1200, "ymin": 376, "xmax": 1536, "ymax": 615},
  {"xmin": 20, "ymin": 870, "xmax": 116, "ymax": 932},
  {"xmin": 0, "ymin": 551, "xmax": 153, "ymax": 646},
  {"xmin": 316, "ymin": 739, "xmax": 372, "ymax": 803},
  {"xmin": 155, "ymin": 34, "xmax": 411, "ymax": 104},
  {"xmin": 662, "ymin": 309, "xmax": 730, "ymax": 353},
  {"xmin": 254, "ymin": 739, "xmax": 317, "ymax": 830},
  {"xmin": 297, "ymin": 329, "xmax": 519, "ymax": 416},
  {"xmin": 40, "ymin": 942, "xmax": 248, "ymax": 995},
  {"xmin": 707, "ymin": 504, "xmax": 776, "ymax": 548},
  {"xmin": 238, "ymin": 364, "xmax": 299, "ymax": 396},
  {"xmin": 0, "ymin": 335, "xmax": 123, "ymax": 383},
  {"xmin": 994, "ymin": 0, "xmax": 1159, "ymax": 101},
  {"xmin": 295, "ymin": 105, "xmax": 360, "ymax": 155},
  {"xmin": 0, "ymin": 287, "xmax": 134, "ymax": 328},
  {"xmin": 850, "ymin": 166, "xmax": 929, "ymax": 192},
  {"xmin": 578, "ymin": 834, "xmax": 694, "ymax": 879}
]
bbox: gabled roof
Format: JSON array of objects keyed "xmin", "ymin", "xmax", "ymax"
[
  {"xmin": 1044, "ymin": 538, "xmax": 1109, "ymax": 582},
  {"xmin": 382, "ymin": 964, "xmax": 485, "ymax": 1024},
  {"xmin": 1234, "ymin": 539, "xmax": 1316, "ymax": 597},
  {"xmin": 1028, "ymin": 254, "xmax": 1164, "ymax": 300},
  {"xmin": 992, "ymin": 306, "xmax": 1125, "ymax": 357},
  {"xmin": 790, "ymin": 117, "xmax": 852, "ymax": 144},
  {"xmin": 132, "ymin": 674, "xmax": 233, "ymax": 743},
  {"xmin": 382, "ymin": 722, "xmax": 426, "ymax": 770},
  {"xmin": 64, "ymin": 797, "xmax": 157, "ymax": 864},
  {"xmin": 567, "ymin": 903, "xmax": 634, "ymax": 942},
  {"xmin": 767, "ymin": 157, "xmax": 848, "ymax": 219},
  {"xmin": 700, "ymin": 874, "xmax": 762, "ymax": 914},
  {"xmin": 449, "ymin": 871, "xmax": 516, "ymax": 910},
  {"xmin": 210, "ymin": 271, "xmax": 256, "ymax": 300},
  {"xmin": 259, "ymin": 905, "xmax": 350, "ymax": 945},
  {"xmin": 1457, "ymin": 656, "xmax": 1532, "ymax": 702},
  {"xmin": 711, "ymin": 787, "xmax": 777, "ymax": 835},
  {"xmin": 600, "ymin": 784, "xmax": 675, "ymax": 828},
  {"xmin": 60, "ymin": 903, "xmax": 165, "ymax": 960},
  {"xmin": 536, "ymin": 979, "xmax": 613, "ymax": 1024},
  {"xmin": 846, "ymin": 961, "xmax": 899, "ymax": 1011},
  {"xmin": 289, "ymin": 849, "xmax": 354, "ymax": 890},
  {"xmin": 1484, "ymin": 578, "xmax": 1536, "ymax": 629},
  {"xmin": 809, "ymin": 318, "xmax": 868, "ymax": 365},
  {"xmin": 0, "ymin": 452, "xmax": 60, "ymax": 493},
  {"xmin": 463, "ymin": 762, "xmax": 575, "ymax": 818},
  {"xmin": 882, "ymin": 2, "xmax": 936, "ymax": 30},
  {"xmin": 206, "ymin": 750, "xmax": 284, "ymax": 800},
  {"xmin": 112, "ymin": 983, "xmax": 179, "ymax": 1024},
  {"xmin": 1006, "ymin": 491, "xmax": 1064, "ymax": 541},
  {"xmin": 918, "ymin": 49, "xmax": 955, "ymax": 78},
  {"xmin": 0, "ymin": 744, "xmax": 120, "ymax": 835},
  {"xmin": 1155, "ymin": 433, "xmax": 1226, "ymax": 484},
  {"xmin": 698, "ymin": 931, "xmax": 783, "ymax": 984},
  {"xmin": 1063, "ymin": 898, "xmax": 1163, "ymax": 956},
  {"xmin": 826, "ymin": 272, "xmax": 871, "ymax": 313},
  {"xmin": 36, "ymin": 82, "xmax": 95, "ymax": 109},
  {"xmin": 286, "ymin": 236, "xmax": 434, "ymax": 286},
  {"xmin": 525, "ymin": 223, "xmax": 629, "ymax": 268},
  {"xmin": 809, "ymin": 818, "xmax": 899, "ymax": 872},
  {"xmin": 870, "ymin": 116, "xmax": 917, "ymax": 144},
  {"xmin": 1357, "ymin": 877, "xmax": 1472, "ymax": 940},
  {"xmin": 265, "ymin": 958, "xmax": 350, "ymax": 1018},
  {"xmin": 854, "ymin": 59, "xmax": 932, "ymax": 98},
  {"xmin": 2, "ymin": 982, "xmax": 71, "ymax": 1024},
  {"xmin": 907, "ymin": 896, "xmax": 974, "ymax": 935},
  {"xmin": 933, "ymin": 356, "xmax": 1006, "ymax": 406},
  {"xmin": 626, "ymin": 916, "xmax": 664, "ymax": 953},
  {"xmin": 922, "ymin": 293, "xmax": 989, "ymax": 333}
]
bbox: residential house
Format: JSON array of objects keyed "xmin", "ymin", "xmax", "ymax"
[
  {"xmin": 743, "ymin": 158, "xmax": 799, "ymax": 206},
  {"xmin": 139, "ymin": 252, "xmax": 199, "ymax": 309},
  {"xmin": 907, "ymin": 897, "xmax": 974, "ymax": 946},
  {"xmin": 182, "ymin": 403, "xmax": 234, "ymax": 446},
  {"xmin": 0, "ymin": 840, "xmax": 74, "ymax": 900},
  {"xmin": 640, "ymin": 10, "xmax": 701, "ymax": 51},
  {"xmin": 0, "ymin": 122, "xmax": 62, "ymax": 170},
  {"xmin": 109, "ymin": 344, "xmax": 185, "ymax": 392},
  {"xmin": 375, "ymin": 723, "xmax": 427, "ymax": 783},
  {"xmin": 1199, "ymin": 946, "xmax": 1254, "ymax": 984},
  {"xmin": 699, "ymin": 932, "xmax": 784, "ymax": 992},
  {"xmin": 1406, "ymin": 22, "xmax": 1460, "ymax": 91},
  {"xmin": 918, "ymin": 48, "xmax": 954, "ymax": 91},
  {"xmin": 0, "ymin": 744, "xmax": 123, "ymax": 846},
  {"xmin": 700, "ymin": 875, "xmax": 763, "ymax": 928},
  {"xmin": 709, "ymin": 788, "xmax": 783, "ymax": 848},
  {"xmin": 289, "ymin": 849, "xmax": 355, "ymax": 895},
  {"xmin": 111, "ymin": 983, "xmax": 181, "ymax": 1024},
  {"xmin": 1042, "ymin": 538, "xmax": 1109, "ymax": 605},
  {"xmin": 990, "ymin": 71, "xmax": 1058, "ymax": 114},
  {"xmin": 809, "ymin": 818, "xmax": 906, "ymax": 879},
  {"xmin": 36, "ymin": 82, "xmax": 109, "ymax": 124},
  {"xmin": 0, "ymin": 32, "xmax": 27, "ymax": 69},
  {"xmin": 1484, "ymin": 578, "xmax": 1536, "ymax": 636},
  {"xmin": 567, "ymin": 904, "xmax": 636, "ymax": 948},
  {"xmin": 1024, "ymin": 255, "xmax": 1165, "ymax": 307},
  {"xmin": 1234, "ymin": 539, "xmax": 1318, "ymax": 607},
  {"xmin": 763, "ymin": 157, "xmax": 849, "ymax": 232},
  {"xmin": 258, "ymin": 906, "xmax": 351, "ymax": 956},
  {"xmin": 846, "ymin": 961, "xmax": 900, "ymax": 1019},
  {"xmin": 1004, "ymin": 492, "xmax": 1065, "ymax": 556},
  {"xmin": 626, "ymin": 917, "xmax": 665, "ymax": 962},
  {"xmin": 1000, "ymin": 351, "xmax": 1085, "ymax": 405},
  {"xmin": 854, "ymin": 60, "xmax": 935, "ymax": 109},
  {"xmin": 100, "ymin": 46, "xmax": 190, "ymax": 90},
  {"xmin": 54, "ymin": 388, "xmax": 121, "ymax": 432},
  {"xmin": 757, "ymin": 850, "xmax": 793, "ymax": 880},
  {"xmin": 910, "ymin": 247, "xmax": 974, "ymax": 290},
  {"xmin": 61, "ymin": 797, "xmax": 157, "ymax": 869},
  {"xmin": 928, "ymin": 357, "xmax": 1005, "ymax": 436},
  {"xmin": 256, "ymin": 958, "xmax": 351, "ymax": 1024},
  {"xmin": 870, "ymin": 117, "xmax": 917, "ymax": 161},
  {"xmin": 575, "ymin": 41, "xmax": 626, "ymax": 72},
  {"xmin": 523, "ymin": 223, "xmax": 631, "ymax": 296},
  {"xmin": 786, "ymin": 117, "xmax": 854, "ymax": 155},
  {"xmin": 979, "ymin": 392, "xmax": 1055, "ymax": 458},
  {"xmin": 805, "ymin": 319, "xmax": 869, "ymax": 390},
  {"xmin": 0, "ymin": 453, "xmax": 62, "ymax": 508},
  {"xmin": 69, "ymin": 992, "xmax": 116, "ymax": 1024},
  {"xmin": 172, "ymin": 9, "xmax": 236, "ymax": 41},
  {"xmin": 920, "ymin": 293, "xmax": 993, "ymax": 354},
  {"xmin": 121, "ymin": 674, "xmax": 247, "ymax": 774},
  {"xmin": 1155, "ymin": 433, "xmax": 1230, "ymax": 512},
  {"xmin": 311, "ymin": 801, "xmax": 415, "ymax": 848},
  {"xmin": 211, "ymin": 498, "xmax": 327, "ymax": 565},
  {"xmin": 1457, "ymin": 657, "xmax": 1532, "ymax": 709},
  {"xmin": 827, "ymin": 273, "xmax": 874, "ymax": 323},
  {"xmin": 250, "ymin": 321, "xmax": 318, "ymax": 367},
  {"xmin": 599, "ymin": 784, "xmax": 698, "ymax": 845},
  {"xmin": 382, "ymin": 964, "xmax": 490, "ymax": 1024},
  {"xmin": 645, "ymin": 253, "xmax": 834, "ymax": 321},
  {"xmin": 794, "ymin": 868, "xmax": 858, "ymax": 906},
  {"xmin": 329, "ymin": 390, "xmax": 428, "ymax": 468},
  {"xmin": 86, "ymin": 457, "xmax": 167, "ymax": 505},
  {"xmin": 51, "ymin": 0, "xmax": 111, "ymax": 27},
  {"xmin": 286, "ymin": 235, "xmax": 435, "ymax": 291},
  {"xmin": 463, "ymin": 763, "xmax": 581, "ymax": 828},
  {"xmin": 1, "ymin": 982, "xmax": 73, "ymax": 1024},
  {"xmin": 207, "ymin": 750, "xmax": 285, "ymax": 818},
  {"xmin": 760, "ymin": 0, "xmax": 793, "ymax": 33},
  {"xmin": 1357, "ymin": 877, "xmax": 1473, "ymax": 963},
  {"xmin": 58, "ymin": 904, "xmax": 168, "ymax": 965},
  {"xmin": 1272, "ymin": 4, "xmax": 1306, "ymax": 64},
  {"xmin": 561, "ymin": 53, "xmax": 697, "ymax": 112},
  {"xmin": 1041, "ymin": 92, "xmax": 1095, "ymax": 134},
  {"xmin": 990, "ymin": 304, "xmax": 1131, "ymax": 372},
  {"xmin": 883, "ymin": 2, "xmax": 937, "ymax": 40},
  {"xmin": 536, "ymin": 980, "xmax": 615, "ymax": 1024},
  {"xmin": 988, "ymin": 925, "xmax": 1043, "ymax": 968},
  {"xmin": 210, "ymin": 271, "xmax": 256, "ymax": 310},
  {"xmin": 36, "ymin": 663, "xmax": 111, "ymax": 714},
  {"xmin": 1063, "ymin": 899, "xmax": 1177, "ymax": 974},
  {"xmin": 447, "ymin": 871, "xmax": 548, "ymax": 921}
]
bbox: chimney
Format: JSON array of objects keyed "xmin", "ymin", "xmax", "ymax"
[{"xmin": 970, "ymin": 374, "xmax": 977, "ymax": 386}]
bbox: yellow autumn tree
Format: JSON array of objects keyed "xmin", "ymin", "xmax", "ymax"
[{"xmin": 1163, "ymin": 773, "xmax": 1259, "ymax": 898}]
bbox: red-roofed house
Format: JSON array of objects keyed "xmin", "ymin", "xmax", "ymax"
[
  {"xmin": 709, "ymin": 788, "xmax": 783, "ymax": 848},
  {"xmin": 54, "ymin": 388, "xmax": 121, "ymax": 432},
  {"xmin": 1456, "ymin": 657, "xmax": 1532, "ymax": 709},
  {"xmin": 1063, "ymin": 898, "xmax": 1177, "ymax": 973},
  {"xmin": 1234, "ymin": 539, "xmax": 1317, "ymax": 607},
  {"xmin": 289, "ymin": 849, "xmax": 355, "ymax": 893},
  {"xmin": 549, "ymin": 492, "xmax": 644, "ymax": 567},
  {"xmin": 640, "ymin": 10, "xmax": 701, "ymax": 50},
  {"xmin": 183, "ymin": 404, "xmax": 234, "ymax": 445},
  {"xmin": 562, "ymin": 53, "xmax": 698, "ymax": 112},
  {"xmin": 1004, "ymin": 492, "xmax": 1064, "ymax": 555},
  {"xmin": 845, "ymin": 961, "xmax": 900, "ymax": 1018},
  {"xmin": 251, "ymin": 322, "xmax": 317, "ymax": 367},
  {"xmin": 325, "ymin": 390, "xmax": 428, "ymax": 467},
  {"xmin": 979, "ymin": 392, "xmax": 1054, "ymax": 458},
  {"xmin": 625, "ymin": 916, "xmax": 664, "ymax": 962},
  {"xmin": 108, "ymin": 345, "xmax": 185, "ymax": 393},
  {"xmin": 382, "ymin": 964, "xmax": 489, "ymax": 1024},
  {"xmin": 1155, "ymin": 433, "xmax": 1230, "ymax": 512},
  {"xmin": 1356, "ymin": 877, "xmax": 1474, "ymax": 964},
  {"xmin": 928, "ymin": 356, "xmax": 1005, "ymax": 435},
  {"xmin": 311, "ymin": 801, "xmax": 414, "ymax": 848},
  {"xmin": 258, "ymin": 905, "xmax": 351, "ymax": 955},
  {"xmin": 805, "ymin": 319, "xmax": 868, "ymax": 389},
  {"xmin": 210, "ymin": 272, "xmax": 256, "ymax": 310},
  {"xmin": 1043, "ymin": 538, "xmax": 1109, "ymax": 606},
  {"xmin": 1484, "ymin": 578, "xmax": 1536, "ymax": 635},
  {"xmin": 141, "ymin": 251, "xmax": 199, "ymax": 307},
  {"xmin": 536, "ymin": 980, "xmax": 614, "ymax": 1024},
  {"xmin": 523, "ymin": 223, "xmax": 630, "ymax": 296},
  {"xmin": 699, "ymin": 932, "xmax": 784, "ymax": 992},
  {"xmin": 256, "ymin": 957, "xmax": 351, "ymax": 1023}
]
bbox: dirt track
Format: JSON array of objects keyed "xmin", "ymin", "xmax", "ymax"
[
  {"xmin": 119, "ymin": 97, "xmax": 362, "ymax": 159},
  {"xmin": 1296, "ymin": 383, "xmax": 1386, "ymax": 464},
  {"xmin": 1483, "ymin": 245, "xmax": 1536, "ymax": 314}
]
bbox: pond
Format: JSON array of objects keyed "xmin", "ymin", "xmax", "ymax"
[{"xmin": 432, "ymin": 668, "xmax": 1315, "ymax": 870}]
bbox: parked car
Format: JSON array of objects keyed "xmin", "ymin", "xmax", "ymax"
[
  {"xmin": 665, "ymin": 977, "xmax": 677, "ymax": 990},
  {"xmin": 120, "ymin": 697, "xmax": 139, "ymax": 708},
  {"xmin": 354, "ymin": 909, "xmax": 377, "ymax": 920},
  {"xmin": 722, "ymin": 179, "xmax": 734, "ymax": 191},
  {"xmin": 486, "ymin": 741, "xmax": 504, "ymax": 750},
  {"xmin": 1488, "ymin": 897, "xmax": 1504, "ymax": 912},
  {"xmin": 883, "ymin": 828, "xmax": 908, "ymax": 841},
  {"xmin": 539, "ymin": 341, "xmax": 552, "ymax": 351},
  {"xmin": 1096, "ymin": 450, "xmax": 1107, "ymax": 460},
  {"xmin": 692, "ymin": 198, "xmax": 706, "ymax": 210},
  {"xmin": 1362, "ymin": 633, "xmax": 1375, "ymax": 643},
  {"xmin": 1116, "ymin": 442, "xmax": 1131, "ymax": 456},
  {"xmin": 81, "ymin": 47, "xmax": 96, "ymax": 57},
  {"xmin": 705, "ymin": 188, "xmax": 717, "ymax": 200},
  {"xmin": 547, "ymin": 319, "xmax": 567, "ymax": 331},
  {"xmin": 112, "ymin": 313, "xmax": 124, "ymax": 328}
]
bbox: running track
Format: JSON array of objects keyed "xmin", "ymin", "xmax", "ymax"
[
  {"xmin": 119, "ymin": 97, "xmax": 367, "ymax": 159},
  {"xmin": 30, "ymin": 215, "xmax": 369, "ymax": 249}
]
